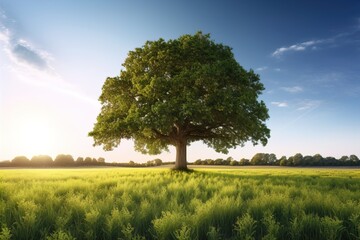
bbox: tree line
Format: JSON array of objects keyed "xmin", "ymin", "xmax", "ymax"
[
  {"xmin": 193, "ymin": 153, "xmax": 360, "ymax": 166},
  {"xmin": 0, "ymin": 154, "xmax": 106, "ymax": 167},
  {"xmin": 0, "ymin": 155, "xmax": 168, "ymax": 168},
  {"xmin": 1, "ymin": 153, "xmax": 359, "ymax": 168}
]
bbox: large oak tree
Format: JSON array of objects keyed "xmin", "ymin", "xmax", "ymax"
[{"xmin": 89, "ymin": 32, "xmax": 270, "ymax": 170}]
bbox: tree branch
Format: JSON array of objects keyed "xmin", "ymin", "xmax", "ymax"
[{"xmin": 151, "ymin": 129, "xmax": 170, "ymax": 141}]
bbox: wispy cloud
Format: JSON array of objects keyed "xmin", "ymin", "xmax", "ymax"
[
  {"xmin": 296, "ymin": 99, "xmax": 322, "ymax": 111},
  {"xmin": 256, "ymin": 66, "xmax": 268, "ymax": 71},
  {"xmin": 281, "ymin": 86, "xmax": 303, "ymax": 93},
  {"xmin": 0, "ymin": 27, "xmax": 10, "ymax": 45},
  {"xmin": 256, "ymin": 66, "xmax": 282, "ymax": 73},
  {"xmin": 272, "ymin": 23, "xmax": 360, "ymax": 58},
  {"xmin": 1, "ymin": 13, "xmax": 54, "ymax": 74},
  {"xmin": 11, "ymin": 40, "xmax": 52, "ymax": 70},
  {"xmin": 271, "ymin": 101, "xmax": 288, "ymax": 107},
  {"xmin": 0, "ymin": 10, "xmax": 97, "ymax": 106},
  {"xmin": 272, "ymin": 40, "xmax": 323, "ymax": 57}
]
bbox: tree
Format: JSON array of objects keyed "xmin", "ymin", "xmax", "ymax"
[
  {"xmin": 84, "ymin": 157, "xmax": 92, "ymax": 165},
  {"xmin": 239, "ymin": 158, "xmax": 250, "ymax": 166},
  {"xmin": 89, "ymin": 32, "xmax": 270, "ymax": 170},
  {"xmin": 97, "ymin": 157, "xmax": 106, "ymax": 164},
  {"xmin": 350, "ymin": 155, "xmax": 359, "ymax": 165},
  {"xmin": 194, "ymin": 159, "xmax": 202, "ymax": 165},
  {"xmin": 76, "ymin": 157, "xmax": 84, "ymax": 165},
  {"xmin": 313, "ymin": 154, "xmax": 323, "ymax": 166},
  {"xmin": 11, "ymin": 156, "xmax": 30, "ymax": 166},
  {"xmin": 225, "ymin": 157, "xmax": 234, "ymax": 165},
  {"xmin": 279, "ymin": 156, "xmax": 287, "ymax": 166},
  {"xmin": 54, "ymin": 154, "xmax": 74, "ymax": 166},
  {"xmin": 31, "ymin": 155, "xmax": 53, "ymax": 167},
  {"xmin": 325, "ymin": 156, "xmax": 338, "ymax": 166},
  {"xmin": 251, "ymin": 153, "xmax": 266, "ymax": 165},
  {"xmin": 153, "ymin": 158, "xmax": 163, "ymax": 166},
  {"xmin": 206, "ymin": 159, "xmax": 215, "ymax": 165},
  {"xmin": 230, "ymin": 159, "xmax": 239, "ymax": 166},
  {"xmin": 287, "ymin": 156, "xmax": 294, "ymax": 166},
  {"xmin": 268, "ymin": 153, "xmax": 277, "ymax": 165},
  {"xmin": 214, "ymin": 158, "xmax": 224, "ymax": 165},
  {"xmin": 302, "ymin": 155, "xmax": 314, "ymax": 166},
  {"xmin": 292, "ymin": 153, "xmax": 303, "ymax": 166},
  {"xmin": 339, "ymin": 155, "xmax": 349, "ymax": 162}
]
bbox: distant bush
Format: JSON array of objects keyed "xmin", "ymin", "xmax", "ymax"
[
  {"xmin": 54, "ymin": 154, "xmax": 75, "ymax": 166},
  {"xmin": 31, "ymin": 155, "xmax": 53, "ymax": 167},
  {"xmin": 76, "ymin": 157, "xmax": 84, "ymax": 165},
  {"xmin": 11, "ymin": 156, "xmax": 30, "ymax": 166},
  {"xmin": 97, "ymin": 157, "xmax": 105, "ymax": 164},
  {"xmin": 0, "ymin": 160, "xmax": 11, "ymax": 167},
  {"xmin": 84, "ymin": 157, "xmax": 93, "ymax": 165}
]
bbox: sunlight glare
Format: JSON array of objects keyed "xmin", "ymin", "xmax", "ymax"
[{"xmin": 10, "ymin": 115, "xmax": 56, "ymax": 157}]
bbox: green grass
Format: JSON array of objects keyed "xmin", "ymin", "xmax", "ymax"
[{"xmin": 1, "ymin": 167, "xmax": 360, "ymax": 239}]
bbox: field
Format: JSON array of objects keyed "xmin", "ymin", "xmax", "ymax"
[{"xmin": 1, "ymin": 167, "xmax": 360, "ymax": 240}]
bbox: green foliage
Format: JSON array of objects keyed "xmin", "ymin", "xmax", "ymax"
[
  {"xmin": 262, "ymin": 211, "xmax": 280, "ymax": 240},
  {"xmin": 321, "ymin": 216, "xmax": 344, "ymax": 240},
  {"xmin": 0, "ymin": 225, "xmax": 12, "ymax": 240},
  {"xmin": 206, "ymin": 226, "xmax": 222, "ymax": 240},
  {"xmin": 234, "ymin": 213, "xmax": 257, "ymax": 240},
  {"xmin": 173, "ymin": 225, "xmax": 193, "ymax": 240},
  {"xmin": 1, "ymin": 168, "xmax": 360, "ymax": 239},
  {"xmin": 46, "ymin": 230, "xmax": 75, "ymax": 240},
  {"xmin": 89, "ymin": 32, "xmax": 270, "ymax": 169},
  {"xmin": 153, "ymin": 211, "xmax": 189, "ymax": 240},
  {"xmin": 349, "ymin": 213, "xmax": 360, "ymax": 239}
]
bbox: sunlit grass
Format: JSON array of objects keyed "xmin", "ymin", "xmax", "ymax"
[{"xmin": 1, "ymin": 167, "xmax": 360, "ymax": 239}]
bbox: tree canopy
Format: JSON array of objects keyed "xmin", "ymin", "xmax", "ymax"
[{"xmin": 89, "ymin": 32, "xmax": 270, "ymax": 170}]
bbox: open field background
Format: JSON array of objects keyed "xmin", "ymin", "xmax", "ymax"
[{"xmin": 1, "ymin": 167, "xmax": 360, "ymax": 239}]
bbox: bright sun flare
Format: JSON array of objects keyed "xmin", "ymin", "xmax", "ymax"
[{"xmin": 10, "ymin": 115, "xmax": 56, "ymax": 157}]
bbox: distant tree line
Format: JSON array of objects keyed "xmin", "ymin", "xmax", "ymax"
[
  {"xmin": 0, "ymin": 154, "xmax": 106, "ymax": 167},
  {"xmin": 1, "ymin": 153, "xmax": 359, "ymax": 168},
  {"xmin": 193, "ymin": 153, "xmax": 360, "ymax": 167},
  {"xmin": 105, "ymin": 158, "xmax": 171, "ymax": 168},
  {"xmin": 0, "ymin": 155, "xmax": 171, "ymax": 168}
]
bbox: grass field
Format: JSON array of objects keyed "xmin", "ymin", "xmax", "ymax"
[{"xmin": 1, "ymin": 167, "xmax": 360, "ymax": 240}]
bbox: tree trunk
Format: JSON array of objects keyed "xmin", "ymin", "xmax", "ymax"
[{"xmin": 174, "ymin": 139, "xmax": 187, "ymax": 170}]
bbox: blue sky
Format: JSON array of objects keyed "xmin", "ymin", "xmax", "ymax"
[{"xmin": 1, "ymin": 0, "xmax": 359, "ymax": 162}]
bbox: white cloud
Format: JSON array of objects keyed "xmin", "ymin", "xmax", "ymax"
[
  {"xmin": 256, "ymin": 66, "xmax": 268, "ymax": 71},
  {"xmin": 272, "ymin": 40, "xmax": 322, "ymax": 57},
  {"xmin": 271, "ymin": 101, "xmax": 288, "ymax": 107},
  {"xmin": 297, "ymin": 100, "xmax": 322, "ymax": 111},
  {"xmin": 281, "ymin": 86, "xmax": 303, "ymax": 93},
  {"xmin": 0, "ymin": 27, "xmax": 10, "ymax": 45},
  {"xmin": 272, "ymin": 22, "xmax": 360, "ymax": 58},
  {"xmin": 11, "ymin": 41, "xmax": 52, "ymax": 70},
  {"xmin": 256, "ymin": 66, "xmax": 282, "ymax": 72},
  {"xmin": 0, "ymin": 10, "xmax": 97, "ymax": 106}
]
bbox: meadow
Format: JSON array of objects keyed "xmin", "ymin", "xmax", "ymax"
[{"xmin": 1, "ymin": 167, "xmax": 360, "ymax": 240}]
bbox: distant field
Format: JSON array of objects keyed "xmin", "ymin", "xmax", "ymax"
[{"xmin": 1, "ymin": 167, "xmax": 360, "ymax": 240}]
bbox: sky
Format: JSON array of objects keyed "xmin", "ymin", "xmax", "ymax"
[{"xmin": 1, "ymin": 0, "xmax": 360, "ymax": 163}]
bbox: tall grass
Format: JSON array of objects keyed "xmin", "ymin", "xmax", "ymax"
[{"xmin": 1, "ymin": 168, "xmax": 360, "ymax": 239}]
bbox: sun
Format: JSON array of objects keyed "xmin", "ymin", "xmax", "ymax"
[{"xmin": 10, "ymin": 115, "xmax": 56, "ymax": 157}]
